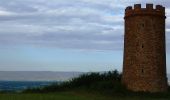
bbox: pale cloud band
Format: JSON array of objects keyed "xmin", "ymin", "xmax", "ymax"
[{"xmin": 0, "ymin": 0, "xmax": 169, "ymax": 51}]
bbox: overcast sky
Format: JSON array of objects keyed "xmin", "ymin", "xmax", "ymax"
[{"xmin": 0, "ymin": 0, "xmax": 170, "ymax": 72}]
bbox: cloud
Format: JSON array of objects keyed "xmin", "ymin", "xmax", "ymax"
[{"xmin": 0, "ymin": 0, "xmax": 169, "ymax": 51}]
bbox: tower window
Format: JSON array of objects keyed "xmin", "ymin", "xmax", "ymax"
[
  {"xmin": 142, "ymin": 45, "xmax": 144, "ymax": 48},
  {"xmin": 138, "ymin": 23, "xmax": 145, "ymax": 28},
  {"xmin": 141, "ymin": 23, "xmax": 144, "ymax": 27},
  {"xmin": 141, "ymin": 69, "xmax": 144, "ymax": 74}
]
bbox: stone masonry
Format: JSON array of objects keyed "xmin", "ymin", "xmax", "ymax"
[{"xmin": 122, "ymin": 4, "xmax": 168, "ymax": 92}]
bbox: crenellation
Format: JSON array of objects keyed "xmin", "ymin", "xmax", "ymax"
[
  {"xmin": 125, "ymin": 6, "xmax": 132, "ymax": 11},
  {"xmin": 134, "ymin": 4, "xmax": 141, "ymax": 10},
  {"xmin": 163, "ymin": 7, "xmax": 165, "ymax": 12},
  {"xmin": 156, "ymin": 5, "xmax": 165, "ymax": 12},
  {"xmin": 125, "ymin": 4, "xmax": 165, "ymax": 11},
  {"xmin": 156, "ymin": 5, "xmax": 163, "ymax": 10},
  {"xmin": 125, "ymin": 4, "xmax": 165, "ymax": 19},
  {"xmin": 146, "ymin": 4, "xmax": 153, "ymax": 10}
]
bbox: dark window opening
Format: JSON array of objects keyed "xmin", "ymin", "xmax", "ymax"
[
  {"xmin": 138, "ymin": 23, "xmax": 145, "ymax": 28},
  {"xmin": 141, "ymin": 69, "xmax": 144, "ymax": 74},
  {"xmin": 142, "ymin": 45, "xmax": 144, "ymax": 48},
  {"xmin": 141, "ymin": 23, "xmax": 145, "ymax": 27}
]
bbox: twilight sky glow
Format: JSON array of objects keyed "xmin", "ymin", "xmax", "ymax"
[{"xmin": 0, "ymin": 0, "xmax": 170, "ymax": 72}]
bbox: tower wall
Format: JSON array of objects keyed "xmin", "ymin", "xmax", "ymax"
[{"xmin": 122, "ymin": 4, "xmax": 168, "ymax": 92}]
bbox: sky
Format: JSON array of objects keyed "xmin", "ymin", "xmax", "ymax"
[{"xmin": 0, "ymin": 0, "xmax": 170, "ymax": 72}]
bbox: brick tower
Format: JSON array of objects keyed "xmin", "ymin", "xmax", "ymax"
[{"xmin": 122, "ymin": 4, "xmax": 168, "ymax": 92}]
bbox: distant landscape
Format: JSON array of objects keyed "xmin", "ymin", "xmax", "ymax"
[
  {"xmin": 0, "ymin": 71, "xmax": 83, "ymax": 81},
  {"xmin": 0, "ymin": 71, "xmax": 170, "ymax": 92},
  {"xmin": 0, "ymin": 71, "xmax": 170, "ymax": 82}
]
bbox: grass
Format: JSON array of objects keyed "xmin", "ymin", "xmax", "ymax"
[
  {"xmin": 1, "ymin": 70, "xmax": 170, "ymax": 100},
  {"xmin": 0, "ymin": 91, "xmax": 170, "ymax": 100},
  {"xmin": 0, "ymin": 92, "xmax": 91, "ymax": 100}
]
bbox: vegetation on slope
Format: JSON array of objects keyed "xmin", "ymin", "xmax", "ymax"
[
  {"xmin": 22, "ymin": 70, "xmax": 170, "ymax": 99},
  {"xmin": 23, "ymin": 70, "xmax": 125, "ymax": 93},
  {"xmin": 0, "ymin": 70, "xmax": 169, "ymax": 100}
]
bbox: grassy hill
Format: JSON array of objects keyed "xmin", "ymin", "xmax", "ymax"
[{"xmin": 1, "ymin": 70, "xmax": 170, "ymax": 100}]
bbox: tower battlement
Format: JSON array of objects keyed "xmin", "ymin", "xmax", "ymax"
[{"xmin": 125, "ymin": 4, "xmax": 165, "ymax": 19}]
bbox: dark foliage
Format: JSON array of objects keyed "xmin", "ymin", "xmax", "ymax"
[
  {"xmin": 23, "ymin": 70, "xmax": 126, "ymax": 93},
  {"xmin": 23, "ymin": 70, "xmax": 170, "ymax": 99}
]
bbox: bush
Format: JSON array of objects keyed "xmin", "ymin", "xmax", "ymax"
[
  {"xmin": 22, "ymin": 70, "xmax": 170, "ymax": 99},
  {"xmin": 23, "ymin": 70, "xmax": 126, "ymax": 93}
]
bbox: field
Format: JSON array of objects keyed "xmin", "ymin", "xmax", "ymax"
[{"xmin": 0, "ymin": 91, "xmax": 170, "ymax": 100}]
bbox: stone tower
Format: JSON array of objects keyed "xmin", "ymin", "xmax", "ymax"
[{"xmin": 122, "ymin": 4, "xmax": 168, "ymax": 92}]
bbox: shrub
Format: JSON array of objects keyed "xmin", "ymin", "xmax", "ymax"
[{"xmin": 23, "ymin": 70, "xmax": 126, "ymax": 93}]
